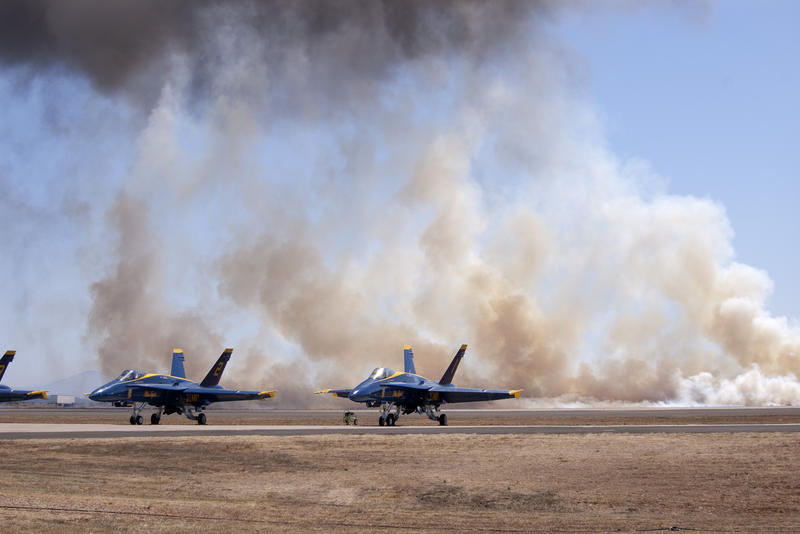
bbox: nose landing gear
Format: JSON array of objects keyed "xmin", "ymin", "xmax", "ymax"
[
  {"xmin": 128, "ymin": 403, "xmax": 146, "ymax": 425},
  {"xmin": 378, "ymin": 403, "xmax": 399, "ymax": 426}
]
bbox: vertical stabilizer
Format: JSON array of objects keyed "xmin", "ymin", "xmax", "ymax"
[
  {"xmin": 0, "ymin": 350, "xmax": 15, "ymax": 382},
  {"xmin": 171, "ymin": 349, "xmax": 186, "ymax": 378},
  {"xmin": 403, "ymin": 345, "xmax": 416, "ymax": 374},
  {"xmin": 439, "ymin": 344, "xmax": 467, "ymax": 385},
  {"xmin": 200, "ymin": 348, "xmax": 232, "ymax": 387}
]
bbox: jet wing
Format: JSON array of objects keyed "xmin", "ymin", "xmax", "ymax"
[
  {"xmin": 427, "ymin": 387, "xmax": 522, "ymax": 403},
  {"xmin": 0, "ymin": 389, "xmax": 48, "ymax": 402},
  {"xmin": 314, "ymin": 389, "xmax": 353, "ymax": 397},
  {"xmin": 126, "ymin": 383, "xmax": 186, "ymax": 402},
  {"xmin": 378, "ymin": 382, "xmax": 432, "ymax": 392},
  {"xmin": 127, "ymin": 383, "xmax": 274, "ymax": 405},
  {"xmin": 128, "ymin": 383, "xmax": 188, "ymax": 392},
  {"xmin": 182, "ymin": 387, "xmax": 275, "ymax": 403}
]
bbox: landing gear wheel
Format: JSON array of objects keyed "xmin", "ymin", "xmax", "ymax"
[
  {"xmin": 197, "ymin": 413, "xmax": 207, "ymax": 425},
  {"xmin": 378, "ymin": 416, "xmax": 385, "ymax": 426},
  {"xmin": 386, "ymin": 413, "xmax": 396, "ymax": 426},
  {"xmin": 151, "ymin": 413, "xmax": 161, "ymax": 425},
  {"xmin": 438, "ymin": 413, "xmax": 447, "ymax": 426},
  {"xmin": 136, "ymin": 415, "xmax": 143, "ymax": 425},
  {"xmin": 129, "ymin": 416, "xmax": 136, "ymax": 425}
]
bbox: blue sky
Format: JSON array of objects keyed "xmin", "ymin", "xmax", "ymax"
[{"xmin": 554, "ymin": 0, "xmax": 800, "ymax": 318}]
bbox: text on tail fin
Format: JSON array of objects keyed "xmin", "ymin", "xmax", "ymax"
[{"xmin": 200, "ymin": 348, "xmax": 232, "ymax": 387}]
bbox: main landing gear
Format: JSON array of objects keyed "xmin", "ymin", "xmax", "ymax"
[
  {"xmin": 377, "ymin": 403, "xmax": 448, "ymax": 426},
  {"xmin": 425, "ymin": 405, "xmax": 448, "ymax": 426},
  {"xmin": 150, "ymin": 407, "xmax": 163, "ymax": 425},
  {"xmin": 180, "ymin": 406, "xmax": 207, "ymax": 425}
]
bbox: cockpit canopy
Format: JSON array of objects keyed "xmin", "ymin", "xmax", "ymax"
[
  {"xmin": 368, "ymin": 367, "xmax": 394, "ymax": 380},
  {"xmin": 116, "ymin": 369, "xmax": 145, "ymax": 382}
]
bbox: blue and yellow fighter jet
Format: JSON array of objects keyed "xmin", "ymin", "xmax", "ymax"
[
  {"xmin": 315, "ymin": 344, "xmax": 522, "ymax": 426},
  {"xmin": 0, "ymin": 350, "xmax": 48, "ymax": 402},
  {"xmin": 88, "ymin": 348, "xmax": 275, "ymax": 425}
]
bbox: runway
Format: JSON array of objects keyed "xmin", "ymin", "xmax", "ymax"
[{"xmin": 1, "ymin": 422, "xmax": 799, "ymax": 439}]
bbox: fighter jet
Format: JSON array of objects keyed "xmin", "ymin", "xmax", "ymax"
[
  {"xmin": 88, "ymin": 348, "xmax": 275, "ymax": 425},
  {"xmin": 315, "ymin": 344, "xmax": 522, "ymax": 426},
  {"xmin": 0, "ymin": 350, "xmax": 48, "ymax": 402}
]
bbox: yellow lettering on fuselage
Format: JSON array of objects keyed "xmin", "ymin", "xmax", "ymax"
[
  {"xmin": 186, "ymin": 393, "xmax": 200, "ymax": 403},
  {"xmin": 144, "ymin": 390, "xmax": 158, "ymax": 398}
]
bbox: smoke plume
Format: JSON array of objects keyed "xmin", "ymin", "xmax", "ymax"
[{"xmin": 1, "ymin": 1, "xmax": 797, "ymax": 406}]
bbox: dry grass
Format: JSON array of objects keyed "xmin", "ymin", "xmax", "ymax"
[{"xmin": 0, "ymin": 432, "xmax": 798, "ymax": 533}]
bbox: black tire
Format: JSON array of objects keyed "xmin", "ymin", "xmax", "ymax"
[
  {"xmin": 438, "ymin": 413, "xmax": 447, "ymax": 426},
  {"xmin": 129, "ymin": 416, "xmax": 136, "ymax": 425},
  {"xmin": 197, "ymin": 412, "xmax": 207, "ymax": 425},
  {"xmin": 378, "ymin": 416, "xmax": 385, "ymax": 426},
  {"xmin": 387, "ymin": 413, "xmax": 396, "ymax": 426},
  {"xmin": 136, "ymin": 415, "xmax": 143, "ymax": 425},
  {"xmin": 353, "ymin": 419, "xmax": 358, "ymax": 425},
  {"xmin": 151, "ymin": 413, "xmax": 160, "ymax": 425}
]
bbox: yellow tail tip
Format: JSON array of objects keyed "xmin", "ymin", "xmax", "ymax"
[
  {"xmin": 403, "ymin": 344, "xmax": 412, "ymax": 350},
  {"xmin": 223, "ymin": 348, "xmax": 233, "ymax": 354},
  {"xmin": 258, "ymin": 390, "xmax": 276, "ymax": 398},
  {"xmin": 509, "ymin": 389, "xmax": 523, "ymax": 398},
  {"xmin": 173, "ymin": 348, "xmax": 183, "ymax": 353},
  {"xmin": 4, "ymin": 350, "xmax": 16, "ymax": 356},
  {"xmin": 460, "ymin": 344, "xmax": 467, "ymax": 350}
]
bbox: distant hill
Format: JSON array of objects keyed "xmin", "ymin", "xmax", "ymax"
[{"xmin": 43, "ymin": 370, "xmax": 108, "ymax": 404}]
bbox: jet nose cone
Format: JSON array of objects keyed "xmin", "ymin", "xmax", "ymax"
[
  {"xmin": 87, "ymin": 387, "xmax": 103, "ymax": 401},
  {"xmin": 348, "ymin": 388, "xmax": 362, "ymax": 402}
]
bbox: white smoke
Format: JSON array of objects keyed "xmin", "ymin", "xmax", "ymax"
[{"xmin": 1, "ymin": 2, "xmax": 798, "ymax": 406}]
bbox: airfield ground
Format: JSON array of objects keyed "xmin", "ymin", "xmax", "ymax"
[
  {"xmin": 0, "ymin": 430, "xmax": 798, "ymax": 532},
  {"xmin": 2, "ymin": 406, "xmax": 800, "ymax": 426}
]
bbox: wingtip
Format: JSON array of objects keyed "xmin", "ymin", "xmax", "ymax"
[
  {"xmin": 28, "ymin": 390, "xmax": 48, "ymax": 399},
  {"xmin": 509, "ymin": 389, "xmax": 523, "ymax": 398},
  {"xmin": 258, "ymin": 390, "xmax": 276, "ymax": 398}
]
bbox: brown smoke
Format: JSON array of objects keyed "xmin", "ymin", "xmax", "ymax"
[
  {"xmin": 88, "ymin": 192, "xmax": 223, "ymax": 380},
  {"xmin": 8, "ymin": 1, "xmax": 795, "ymax": 406}
]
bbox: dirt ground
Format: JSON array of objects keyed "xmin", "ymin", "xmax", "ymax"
[{"xmin": 0, "ymin": 432, "xmax": 797, "ymax": 533}]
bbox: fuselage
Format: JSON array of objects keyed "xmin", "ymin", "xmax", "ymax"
[
  {"xmin": 348, "ymin": 367, "xmax": 451, "ymax": 410},
  {"xmin": 88, "ymin": 369, "xmax": 223, "ymax": 407}
]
